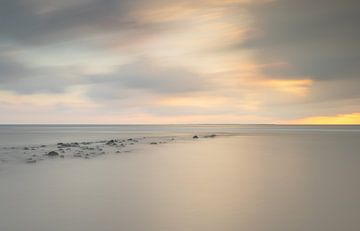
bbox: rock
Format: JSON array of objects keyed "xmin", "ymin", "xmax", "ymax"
[
  {"xmin": 106, "ymin": 140, "xmax": 117, "ymax": 145},
  {"xmin": 116, "ymin": 151, "xmax": 121, "ymax": 153},
  {"xmin": 57, "ymin": 142, "xmax": 80, "ymax": 148},
  {"xmin": 47, "ymin": 151, "xmax": 59, "ymax": 156},
  {"xmin": 73, "ymin": 153, "xmax": 82, "ymax": 158},
  {"xmin": 26, "ymin": 158, "xmax": 37, "ymax": 163},
  {"xmin": 193, "ymin": 135, "xmax": 199, "ymax": 139},
  {"xmin": 150, "ymin": 142, "xmax": 158, "ymax": 145},
  {"xmin": 24, "ymin": 147, "xmax": 29, "ymax": 150},
  {"xmin": 204, "ymin": 134, "xmax": 216, "ymax": 138}
]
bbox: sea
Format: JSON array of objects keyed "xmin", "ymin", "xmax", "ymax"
[{"xmin": 0, "ymin": 124, "xmax": 359, "ymax": 231}]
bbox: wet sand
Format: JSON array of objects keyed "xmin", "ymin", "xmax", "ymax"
[{"xmin": 1, "ymin": 133, "xmax": 360, "ymax": 231}]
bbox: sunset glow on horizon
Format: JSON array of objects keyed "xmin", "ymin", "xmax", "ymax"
[{"xmin": 288, "ymin": 113, "xmax": 360, "ymax": 125}]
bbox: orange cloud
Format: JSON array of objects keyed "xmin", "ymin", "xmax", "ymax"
[
  {"xmin": 158, "ymin": 96, "xmax": 227, "ymax": 107},
  {"xmin": 289, "ymin": 112, "xmax": 360, "ymax": 124},
  {"xmin": 264, "ymin": 79, "xmax": 313, "ymax": 96}
]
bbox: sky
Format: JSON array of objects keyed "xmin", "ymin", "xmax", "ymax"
[{"xmin": 0, "ymin": 0, "xmax": 359, "ymax": 124}]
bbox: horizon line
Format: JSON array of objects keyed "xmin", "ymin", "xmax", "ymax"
[{"xmin": 0, "ymin": 123, "xmax": 359, "ymax": 126}]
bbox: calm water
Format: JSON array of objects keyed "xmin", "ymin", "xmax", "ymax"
[
  {"xmin": 0, "ymin": 124, "xmax": 359, "ymax": 146},
  {"xmin": 0, "ymin": 125, "xmax": 360, "ymax": 231}
]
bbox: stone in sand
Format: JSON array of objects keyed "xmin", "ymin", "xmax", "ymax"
[
  {"xmin": 106, "ymin": 140, "xmax": 117, "ymax": 145},
  {"xmin": 193, "ymin": 135, "xmax": 199, "ymax": 139},
  {"xmin": 47, "ymin": 151, "xmax": 59, "ymax": 156},
  {"xmin": 26, "ymin": 158, "xmax": 37, "ymax": 163},
  {"xmin": 150, "ymin": 142, "xmax": 158, "ymax": 145},
  {"xmin": 58, "ymin": 142, "xmax": 80, "ymax": 148},
  {"xmin": 204, "ymin": 134, "xmax": 216, "ymax": 138}
]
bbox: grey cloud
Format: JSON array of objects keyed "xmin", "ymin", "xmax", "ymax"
[
  {"xmin": 88, "ymin": 59, "xmax": 209, "ymax": 100},
  {"xmin": 0, "ymin": 0, "xmax": 174, "ymax": 46},
  {"xmin": 0, "ymin": 56, "xmax": 82, "ymax": 94},
  {"xmin": 241, "ymin": 0, "xmax": 360, "ymax": 81},
  {"xmin": 0, "ymin": 0, "xmax": 249, "ymax": 46},
  {"xmin": 0, "ymin": 56, "xmax": 31, "ymax": 82},
  {"xmin": 0, "ymin": 55, "xmax": 208, "ymax": 96}
]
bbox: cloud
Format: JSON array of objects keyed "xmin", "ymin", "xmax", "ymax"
[
  {"xmin": 88, "ymin": 59, "xmax": 209, "ymax": 99},
  {"xmin": 1, "ymin": 0, "xmax": 247, "ymax": 45},
  {"xmin": 0, "ymin": 55, "xmax": 83, "ymax": 94},
  {"xmin": 0, "ymin": 0, "xmax": 359, "ymax": 123},
  {"xmin": 241, "ymin": 0, "xmax": 360, "ymax": 81},
  {"xmin": 0, "ymin": 56, "xmax": 30, "ymax": 82},
  {"xmin": 0, "ymin": 0, "xmax": 174, "ymax": 47}
]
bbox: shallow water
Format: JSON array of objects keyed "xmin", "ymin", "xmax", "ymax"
[
  {"xmin": 1, "ymin": 124, "xmax": 359, "ymax": 146},
  {"xmin": 0, "ymin": 127, "xmax": 360, "ymax": 231}
]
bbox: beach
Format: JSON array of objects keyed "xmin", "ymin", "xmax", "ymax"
[{"xmin": 1, "ymin": 125, "xmax": 360, "ymax": 231}]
